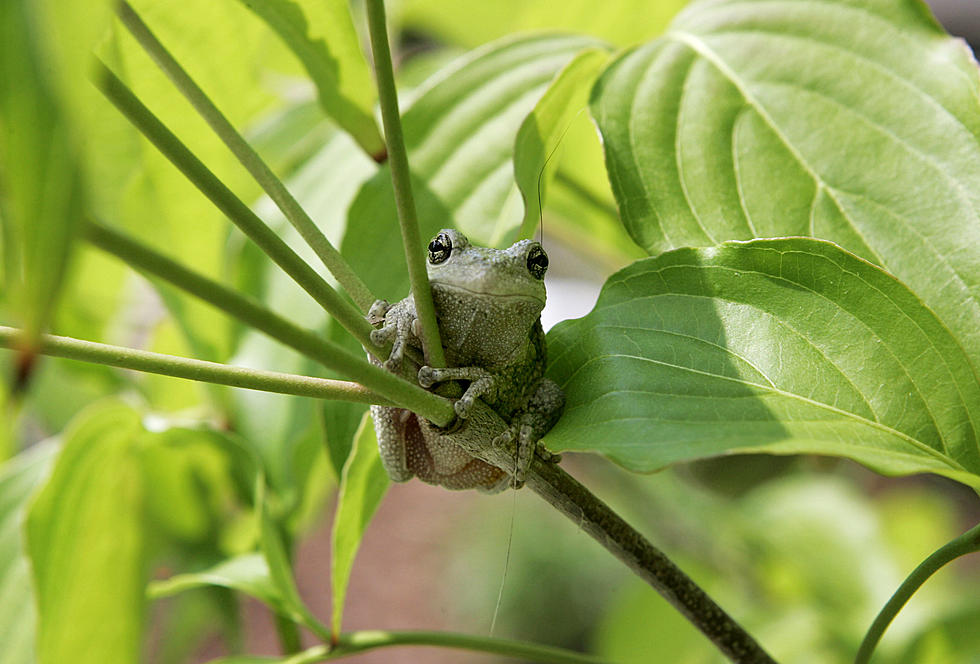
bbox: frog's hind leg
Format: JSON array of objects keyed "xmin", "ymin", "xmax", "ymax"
[
  {"xmin": 370, "ymin": 405, "xmax": 416, "ymax": 483},
  {"xmin": 508, "ymin": 378, "xmax": 565, "ymax": 488}
]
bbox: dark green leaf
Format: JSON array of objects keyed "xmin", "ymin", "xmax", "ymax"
[
  {"xmin": 591, "ymin": 0, "xmax": 980, "ymax": 375},
  {"xmin": 546, "ymin": 238, "xmax": 980, "ymax": 487}
]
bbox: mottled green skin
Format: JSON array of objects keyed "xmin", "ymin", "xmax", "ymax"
[{"xmin": 369, "ymin": 229, "xmax": 564, "ymax": 492}]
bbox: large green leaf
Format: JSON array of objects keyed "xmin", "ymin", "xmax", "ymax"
[
  {"xmin": 330, "ymin": 413, "xmax": 389, "ymax": 635},
  {"xmin": 546, "ymin": 238, "xmax": 980, "ymax": 487},
  {"xmin": 236, "ymin": 0, "xmax": 385, "ymax": 158},
  {"xmin": 590, "ymin": 0, "xmax": 980, "ymax": 375},
  {"xmin": 344, "ymin": 33, "xmax": 605, "ymax": 300},
  {"xmin": 0, "ymin": 444, "xmax": 56, "ymax": 664},
  {"xmin": 26, "ymin": 402, "xmax": 148, "ymax": 664}
]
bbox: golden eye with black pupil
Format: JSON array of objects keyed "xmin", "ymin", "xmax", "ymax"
[
  {"xmin": 427, "ymin": 232, "xmax": 452, "ymax": 264},
  {"xmin": 526, "ymin": 245, "xmax": 548, "ymax": 280}
]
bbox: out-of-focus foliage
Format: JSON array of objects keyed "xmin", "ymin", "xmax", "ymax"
[{"xmin": 2, "ymin": 0, "xmax": 980, "ymax": 662}]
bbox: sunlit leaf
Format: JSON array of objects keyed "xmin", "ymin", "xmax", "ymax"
[
  {"xmin": 398, "ymin": 0, "xmax": 689, "ymax": 47},
  {"xmin": 546, "ymin": 238, "xmax": 980, "ymax": 487},
  {"xmin": 26, "ymin": 402, "xmax": 148, "ymax": 664},
  {"xmin": 330, "ymin": 413, "xmax": 389, "ymax": 634},
  {"xmin": 236, "ymin": 0, "xmax": 385, "ymax": 158},
  {"xmin": 0, "ymin": 0, "xmax": 89, "ymax": 347},
  {"xmin": 591, "ymin": 0, "xmax": 980, "ymax": 375},
  {"xmin": 513, "ymin": 47, "xmax": 610, "ymax": 238},
  {"xmin": 0, "ymin": 443, "xmax": 56, "ymax": 664}
]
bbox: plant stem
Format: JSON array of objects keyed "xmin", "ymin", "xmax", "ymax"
[
  {"xmin": 84, "ymin": 220, "xmax": 454, "ymax": 426},
  {"xmin": 451, "ymin": 401, "xmax": 776, "ymax": 664},
  {"xmin": 0, "ymin": 326, "xmax": 391, "ymax": 405},
  {"xmin": 363, "ymin": 0, "xmax": 445, "ymax": 369},
  {"xmin": 90, "ymin": 59, "xmax": 377, "ymax": 351},
  {"xmin": 275, "ymin": 613, "xmax": 304, "ymax": 655},
  {"xmin": 280, "ymin": 630, "xmax": 608, "ymax": 663},
  {"xmin": 854, "ymin": 521, "xmax": 980, "ymax": 664},
  {"xmin": 115, "ymin": 1, "xmax": 376, "ymax": 313}
]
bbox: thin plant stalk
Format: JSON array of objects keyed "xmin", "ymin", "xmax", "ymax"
[
  {"xmin": 85, "ymin": 220, "xmax": 455, "ymax": 426},
  {"xmin": 91, "ymin": 59, "xmax": 378, "ymax": 353},
  {"xmin": 854, "ymin": 521, "xmax": 980, "ymax": 664},
  {"xmin": 363, "ymin": 0, "xmax": 445, "ymax": 369},
  {"xmin": 115, "ymin": 1, "xmax": 376, "ymax": 312},
  {"xmin": 277, "ymin": 630, "xmax": 609, "ymax": 663},
  {"xmin": 0, "ymin": 326, "xmax": 391, "ymax": 405}
]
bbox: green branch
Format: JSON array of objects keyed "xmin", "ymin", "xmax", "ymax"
[
  {"xmin": 363, "ymin": 0, "xmax": 445, "ymax": 368},
  {"xmin": 85, "ymin": 220, "xmax": 454, "ymax": 426},
  {"xmin": 267, "ymin": 630, "xmax": 608, "ymax": 663},
  {"xmin": 90, "ymin": 59, "xmax": 377, "ymax": 351},
  {"xmin": 855, "ymin": 521, "xmax": 980, "ymax": 664},
  {"xmin": 115, "ymin": 1, "xmax": 376, "ymax": 312},
  {"xmin": 0, "ymin": 326, "xmax": 391, "ymax": 405}
]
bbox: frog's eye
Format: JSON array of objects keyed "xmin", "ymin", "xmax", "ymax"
[
  {"xmin": 427, "ymin": 232, "xmax": 453, "ymax": 264},
  {"xmin": 526, "ymin": 245, "xmax": 548, "ymax": 280}
]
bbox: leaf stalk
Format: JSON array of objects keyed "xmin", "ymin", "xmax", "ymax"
[
  {"xmin": 854, "ymin": 520, "xmax": 980, "ymax": 664},
  {"xmin": 363, "ymin": 0, "xmax": 445, "ymax": 368},
  {"xmin": 84, "ymin": 220, "xmax": 454, "ymax": 425},
  {"xmin": 0, "ymin": 326, "xmax": 391, "ymax": 405},
  {"xmin": 90, "ymin": 59, "xmax": 377, "ymax": 352}
]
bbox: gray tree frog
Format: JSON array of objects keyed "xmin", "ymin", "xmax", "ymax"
[{"xmin": 368, "ymin": 229, "xmax": 564, "ymax": 492}]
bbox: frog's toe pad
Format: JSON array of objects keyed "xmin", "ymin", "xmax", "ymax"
[
  {"xmin": 454, "ymin": 398, "xmax": 473, "ymax": 420},
  {"xmin": 418, "ymin": 366, "xmax": 436, "ymax": 388}
]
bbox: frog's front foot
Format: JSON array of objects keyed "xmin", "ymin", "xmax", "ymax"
[
  {"xmin": 417, "ymin": 366, "xmax": 494, "ymax": 420},
  {"xmin": 366, "ymin": 299, "xmax": 391, "ymax": 326}
]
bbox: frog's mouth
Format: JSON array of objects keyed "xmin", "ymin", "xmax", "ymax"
[{"xmin": 430, "ymin": 281, "xmax": 545, "ymax": 306}]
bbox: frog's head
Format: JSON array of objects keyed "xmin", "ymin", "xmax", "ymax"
[{"xmin": 424, "ymin": 229, "xmax": 548, "ymax": 309}]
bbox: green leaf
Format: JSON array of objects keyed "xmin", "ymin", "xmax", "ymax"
[
  {"xmin": 546, "ymin": 238, "xmax": 980, "ymax": 487},
  {"xmin": 330, "ymin": 413, "xmax": 390, "ymax": 635},
  {"xmin": 0, "ymin": 0, "xmax": 89, "ymax": 345},
  {"xmin": 26, "ymin": 402, "xmax": 148, "ymax": 664},
  {"xmin": 256, "ymin": 479, "xmax": 327, "ymax": 637},
  {"xmin": 149, "ymin": 553, "xmax": 283, "ymax": 610},
  {"xmin": 0, "ymin": 443, "xmax": 57, "ymax": 664},
  {"xmin": 235, "ymin": 0, "xmax": 385, "ymax": 158},
  {"xmin": 344, "ymin": 33, "xmax": 605, "ymax": 300},
  {"xmin": 513, "ymin": 47, "xmax": 610, "ymax": 238},
  {"xmin": 398, "ymin": 0, "xmax": 688, "ymax": 48},
  {"xmin": 590, "ymin": 0, "xmax": 980, "ymax": 375}
]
